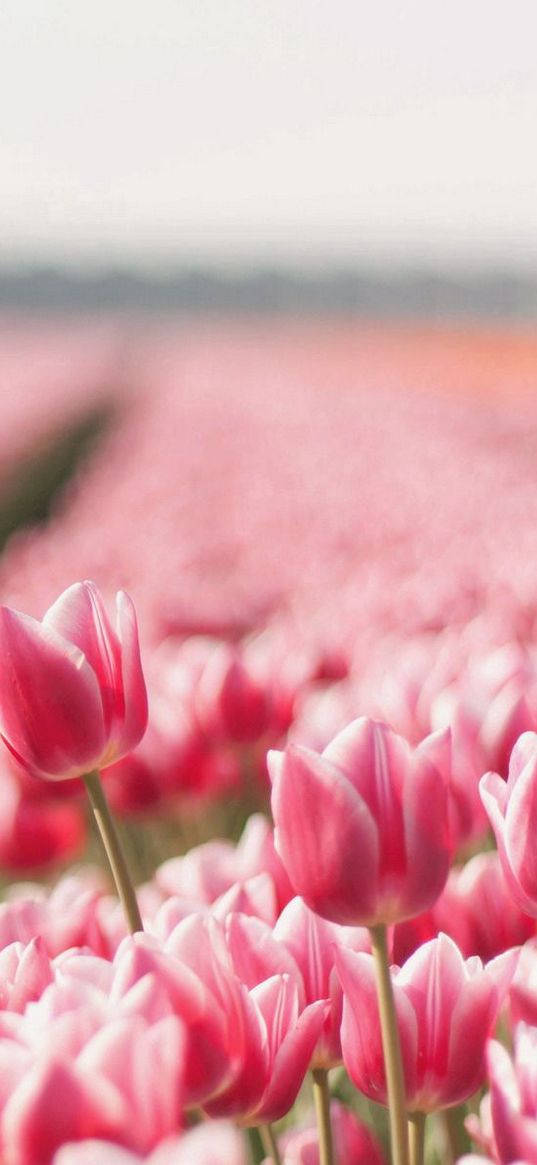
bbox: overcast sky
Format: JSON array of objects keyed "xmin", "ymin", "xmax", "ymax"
[{"xmin": 1, "ymin": 1, "xmax": 537, "ymax": 270}]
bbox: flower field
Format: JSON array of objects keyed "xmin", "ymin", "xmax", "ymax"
[{"xmin": 0, "ymin": 315, "xmax": 537, "ymax": 1164}]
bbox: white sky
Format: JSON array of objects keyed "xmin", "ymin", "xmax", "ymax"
[{"xmin": 1, "ymin": 0, "xmax": 537, "ymax": 269}]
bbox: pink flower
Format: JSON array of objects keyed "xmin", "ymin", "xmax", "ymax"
[
  {"xmin": 204, "ymin": 972, "xmax": 327, "ymax": 1126},
  {"xmin": 480, "ymin": 733, "xmax": 537, "ymax": 917},
  {"xmin": 0, "ymin": 774, "xmax": 86, "ymax": 872},
  {"xmin": 433, "ymin": 852, "xmax": 536, "ymax": 961},
  {"xmin": 194, "ymin": 641, "xmax": 271, "ymax": 744},
  {"xmin": 0, "ymin": 1010, "xmax": 186, "ymax": 1165},
  {"xmin": 109, "ymin": 931, "xmax": 238, "ymax": 1107},
  {"xmin": 52, "ymin": 1121, "xmax": 248, "ymax": 1164},
  {"xmin": 509, "ymin": 941, "xmax": 537, "ymax": 1028},
  {"xmin": 486, "ymin": 1026, "xmax": 537, "ymax": 1164},
  {"xmin": 161, "ymin": 913, "xmax": 326, "ymax": 1125},
  {"xmin": 0, "ymin": 938, "xmax": 52, "ymax": 1012},
  {"xmin": 271, "ymin": 1101, "xmax": 386, "ymax": 1165},
  {"xmin": 337, "ymin": 933, "xmax": 510, "ymax": 1113},
  {"xmin": 269, "ymin": 717, "xmax": 451, "ymax": 926},
  {"xmin": 273, "ymin": 896, "xmax": 370, "ymax": 1068},
  {"xmin": 0, "ymin": 582, "xmax": 147, "ymax": 781}
]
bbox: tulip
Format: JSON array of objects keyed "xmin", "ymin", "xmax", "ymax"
[
  {"xmin": 270, "ymin": 717, "xmax": 451, "ymax": 1165},
  {"xmin": 269, "ymin": 717, "xmax": 451, "ymax": 928},
  {"xmin": 0, "ymin": 1014, "xmax": 185, "ymax": 1165},
  {"xmin": 0, "ymin": 939, "xmax": 53, "ymax": 1012},
  {"xmin": 270, "ymin": 1101, "xmax": 386, "ymax": 1165},
  {"xmin": 337, "ymin": 933, "xmax": 510, "ymax": 1114},
  {"xmin": 204, "ymin": 972, "xmax": 328, "ymax": 1126},
  {"xmin": 0, "ymin": 582, "xmax": 148, "ymax": 935},
  {"xmin": 509, "ymin": 941, "xmax": 537, "ymax": 1028},
  {"xmin": 0, "ymin": 582, "xmax": 147, "ymax": 782},
  {"xmin": 110, "ymin": 932, "xmax": 240, "ymax": 1107},
  {"xmin": 52, "ymin": 1122, "xmax": 248, "ymax": 1164},
  {"xmin": 486, "ymin": 1027, "xmax": 537, "ymax": 1164},
  {"xmin": 163, "ymin": 913, "xmax": 326, "ymax": 1125},
  {"xmin": 194, "ymin": 641, "xmax": 271, "ymax": 744},
  {"xmin": 274, "ymin": 896, "xmax": 370, "ymax": 1068},
  {"xmin": 480, "ymin": 732, "xmax": 537, "ymax": 917},
  {"xmin": 433, "ymin": 852, "xmax": 536, "ymax": 961}
]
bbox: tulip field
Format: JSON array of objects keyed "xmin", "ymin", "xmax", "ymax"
[{"xmin": 2, "ymin": 315, "xmax": 537, "ymax": 1165}]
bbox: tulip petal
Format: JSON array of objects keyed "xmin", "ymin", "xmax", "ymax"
[
  {"xmin": 398, "ymin": 735, "xmax": 451, "ymax": 919},
  {"xmin": 225, "ymin": 913, "xmax": 302, "ymax": 994},
  {"xmin": 44, "ymin": 582, "xmax": 122, "ymax": 737},
  {"xmin": 504, "ymin": 752, "xmax": 537, "ymax": 905},
  {"xmin": 0, "ymin": 608, "xmax": 106, "ymax": 779},
  {"xmin": 115, "ymin": 591, "xmax": 148, "ymax": 756},
  {"xmin": 323, "ymin": 717, "xmax": 409, "ymax": 825},
  {"xmin": 506, "ymin": 731, "xmax": 537, "ymax": 791},
  {"xmin": 250, "ymin": 998, "xmax": 328, "ymax": 1124},
  {"xmin": 400, "ymin": 934, "xmax": 486, "ymax": 1109}
]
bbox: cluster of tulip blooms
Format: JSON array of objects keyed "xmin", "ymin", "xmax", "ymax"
[{"xmin": 0, "ymin": 580, "xmax": 536, "ymax": 1165}]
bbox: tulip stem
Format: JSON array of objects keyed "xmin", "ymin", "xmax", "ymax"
[
  {"xmin": 408, "ymin": 1111, "xmax": 425, "ymax": 1165},
  {"xmin": 369, "ymin": 924, "xmax": 409, "ymax": 1165},
  {"xmin": 82, "ymin": 769, "xmax": 143, "ymax": 933},
  {"xmin": 259, "ymin": 1123, "xmax": 282, "ymax": 1165},
  {"xmin": 312, "ymin": 1067, "xmax": 335, "ymax": 1165}
]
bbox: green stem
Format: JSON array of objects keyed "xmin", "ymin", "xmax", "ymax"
[
  {"xmin": 438, "ymin": 1105, "xmax": 467, "ymax": 1165},
  {"xmin": 408, "ymin": 1111, "xmax": 426, "ymax": 1165},
  {"xmin": 369, "ymin": 924, "xmax": 409, "ymax": 1165},
  {"xmin": 259, "ymin": 1123, "xmax": 282, "ymax": 1165},
  {"xmin": 312, "ymin": 1067, "xmax": 335, "ymax": 1165},
  {"xmin": 82, "ymin": 769, "xmax": 143, "ymax": 933}
]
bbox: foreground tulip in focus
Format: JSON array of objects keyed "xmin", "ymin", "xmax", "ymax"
[
  {"xmin": 269, "ymin": 717, "xmax": 452, "ymax": 928},
  {"xmin": 0, "ymin": 582, "xmax": 148, "ymax": 781},
  {"xmin": 0, "ymin": 582, "xmax": 147, "ymax": 934}
]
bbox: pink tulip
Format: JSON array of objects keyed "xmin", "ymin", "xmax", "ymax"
[
  {"xmin": 0, "ymin": 1012, "xmax": 186, "ymax": 1165},
  {"xmin": 205, "ymin": 972, "xmax": 327, "ymax": 1126},
  {"xmin": 211, "ymin": 873, "xmax": 278, "ymax": 925},
  {"xmin": 0, "ymin": 776, "xmax": 86, "ymax": 871},
  {"xmin": 109, "ymin": 932, "xmax": 238, "ymax": 1107},
  {"xmin": 0, "ymin": 872, "xmax": 106, "ymax": 958},
  {"xmin": 486, "ymin": 1027, "xmax": 537, "ymax": 1164},
  {"xmin": 171, "ymin": 1122, "xmax": 249, "ymax": 1165},
  {"xmin": 155, "ymin": 813, "xmax": 292, "ymax": 916},
  {"xmin": 509, "ymin": 942, "xmax": 537, "ymax": 1028},
  {"xmin": 0, "ymin": 938, "xmax": 53, "ymax": 1011},
  {"xmin": 223, "ymin": 912, "xmax": 303, "ymax": 995},
  {"xmin": 0, "ymin": 582, "xmax": 147, "ymax": 780},
  {"xmin": 274, "ymin": 896, "xmax": 370, "ymax": 1067},
  {"xmin": 169, "ymin": 916, "xmax": 325, "ymax": 1127},
  {"xmin": 480, "ymin": 733, "xmax": 537, "ymax": 917},
  {"xmin": 337, "ymin": 933, "xmax": 508, "ymax": 1113},
  {"xmin": 194, "ymin": 641, "xmax": 271, "ymax": 744},
  {"xmin": 269, "ymin": 717, "xmax": 451, "ymax": 926},
  {"xmin": 433, "ymin": 852, "xmax": 536, "ymax": 961},
  {"xmin": 271, "ymin": 1100, "xmax": 386, "ymax": 1165},
  {"xmin": 52, "ymin": 1121, "xmax": 248, "ymax": 1164},
  {"xmin": 0, "ymin": 1056, "xmax": 123, "ymax": 1165}
]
